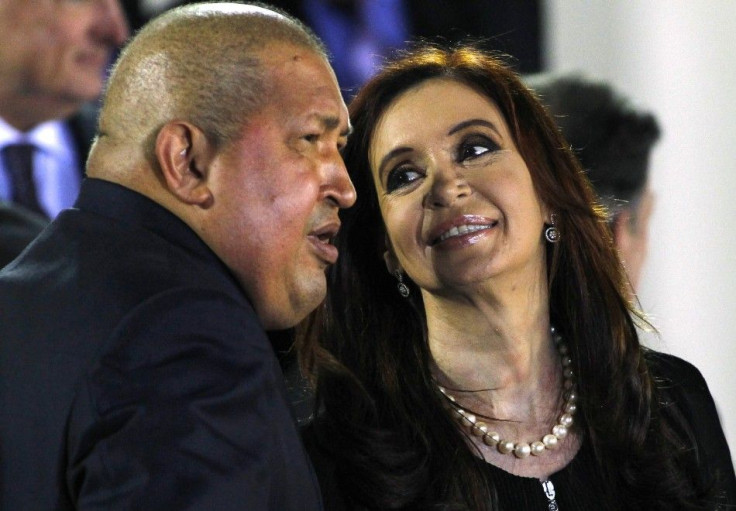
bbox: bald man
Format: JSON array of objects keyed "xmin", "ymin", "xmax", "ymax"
[{"xmin": 0, "ymin": 3, "xmax": 355, "ymax": 510}]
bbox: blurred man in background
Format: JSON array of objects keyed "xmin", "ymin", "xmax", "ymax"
[
  {"xmin": 0, "ymin": 0, "xmax": 129, "ymax": 219},
  {"xmin": 528, "ymin": 74, "xmax": 661, "ymax": 294}
]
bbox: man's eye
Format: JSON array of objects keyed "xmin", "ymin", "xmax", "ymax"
[
  {"xmin": 303, "ymin": 134, "xmax": 320, "ymax": 143},
  {"xmin": 386, "ymin": 165, "xmax": 422, "ymax": 193}
]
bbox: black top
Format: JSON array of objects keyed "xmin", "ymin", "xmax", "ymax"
[
  {"xmin": 304, "ymin": 352, "xmax": 735, "ymax": 510},
  {"xmin": 0, "ymin": 178, "xmax": 323, "ymax": 510}
]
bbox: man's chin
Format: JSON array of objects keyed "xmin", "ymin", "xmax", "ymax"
[{"xmin": 260, "ymin": 284, "xmax": 327, "ymax": 331}]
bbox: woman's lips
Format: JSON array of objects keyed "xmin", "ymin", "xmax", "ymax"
[{"xmin": 428, "ymin": 216, "xmax": 498, "ymax": 247}]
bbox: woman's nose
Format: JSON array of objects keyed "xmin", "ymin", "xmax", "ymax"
[{"xmin": 425, "ymin": 165, "xmax": 470, "ymax": 209}]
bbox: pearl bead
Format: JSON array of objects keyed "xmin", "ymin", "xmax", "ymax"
[
  {"xmin": 563, "ymin": 368, "xmax": 574, "ymax": 378},
  {"xmin": 483, "ymin": 431, "xmax": 500, "ymax": 446},
  {"xmin": 462, "ymin": 413, "xmax": 477, "ymax": 426},
  {"xmin": 513, "ymin": 443, "xmax": 532, "ymax": 458},
  {"xmin": 564, "ymin": 402, "xmax": 577, "ymax": 414},
  {"xmin": 552, "ymin": 424, "xmax": 568, "ymax": 438},
  {"xmin": 557, "ymin": 343, "xmax": 569, "ymax": 355},
  {"xmin": 531, "ymin": 441, "xmax": 546, "ymax": 456},
  {"xmin": 471, "ymin": 421, "xmax": 488, "ymax": 436},
  {"xmin": 497, "ymin": 440, "xmax": 515, "ymax": 454},
  {"xmin": 561, "ymin": 356, "xmax": 572, "ymax": 367},
  {"xmin": 543, "ymin": 434, "xmax": 559, "ymax": 449},
  {"xmin": 559, "ymin": 413, "xmax": 573, "ymax": 427},
  {"xmin": 563, "ymin": 379, "xmax": 574, "ymax": 389},
  {"xmin": 565, "ymin": 390, "xmax": 578, "ymax": 403}
]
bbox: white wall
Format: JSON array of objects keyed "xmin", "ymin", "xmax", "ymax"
[{"xmin": 544, "ymin": 0, "xmax": 736, "ymax": 463}]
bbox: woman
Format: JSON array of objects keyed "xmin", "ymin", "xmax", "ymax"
[{"xmin": 298, "ymin": 44, "xmax": 736, "ymax": 510}]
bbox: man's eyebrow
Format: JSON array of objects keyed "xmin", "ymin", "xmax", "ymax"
[
  {"xmin": 448, "ymin": 118, "xmax": 502, "ymax": 137},
  {"xmin": 316, "ymin": 115, "xmax": 352, "ymax": 137}
]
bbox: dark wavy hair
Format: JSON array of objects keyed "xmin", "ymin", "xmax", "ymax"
[{"xmin": 298, "ymin": 44, "xmax": 707, "ymax": 510}]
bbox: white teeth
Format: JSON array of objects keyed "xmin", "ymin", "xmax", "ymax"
[{"xmin": 438, "ymin": 224, "xmax": 493, "ymax": 243}]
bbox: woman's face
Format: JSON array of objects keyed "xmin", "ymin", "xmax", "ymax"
[{"xmin": 369, "ymin": 78, "xmax": 549, "ymax": 294}]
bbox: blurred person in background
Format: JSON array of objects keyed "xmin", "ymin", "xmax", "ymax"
[
  {"xmin": 0, "ymin": 0, "xmax": 129, "ymax": 220},
  {"xmin": 526, "ymin": 74, "xmax": 660, "ymax": 296}
]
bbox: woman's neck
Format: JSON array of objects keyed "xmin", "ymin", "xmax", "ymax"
[
  {"xmin": 424, "ymin": 279, "xmax": 553, "ymax": 396},
  {"xmin": 423, "ymin": 285, "xmax": 581, "ymax": 478}
]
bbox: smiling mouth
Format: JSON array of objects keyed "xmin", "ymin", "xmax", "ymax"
[{"xmin": 432, "ymin": 222, "xmax": 497, "ymax": 245}]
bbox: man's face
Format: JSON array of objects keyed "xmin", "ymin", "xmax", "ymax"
[
  {"xmin": 0, "ymin": 0, "xmax": 128, "ymax": 110},
  {"xmin": 205, "ymin": 46, "xmax": 356, "ymax": 330}
]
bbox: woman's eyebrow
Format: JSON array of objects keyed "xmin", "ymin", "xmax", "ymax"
[
  {"xmin": 377, "ymin": 147, "xmax": 412, "ymax": 179},
  {"xmin": 448, "ymin": 118, "xmax": 502, "ymax": 138}
]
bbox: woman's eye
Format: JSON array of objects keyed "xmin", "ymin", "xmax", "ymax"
[
  {"xmin": 302, "ymin": 133, "xmax": 320, "ymax": 144},
  {"xmin": 458, "ymin": 136, "xmax": 497, "ymax": 162},
  {"xmin": 386, "ymin": 165, "xmax": 422, "ymax": 193}
]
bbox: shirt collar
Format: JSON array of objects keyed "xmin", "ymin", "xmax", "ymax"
[{"xmin": 0, "ymin": 116, "xmax": 76, "ymax": 159}]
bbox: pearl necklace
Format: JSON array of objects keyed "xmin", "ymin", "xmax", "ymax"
[{"xmin": 437, "ymin": 326, "xmax": 578, "ymax": 459}]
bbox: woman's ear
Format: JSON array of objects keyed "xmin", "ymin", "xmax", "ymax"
[
  {"xmin": 383, "ymin": 235, "xmax": 401, "ymax": 274},
  {"xmin": 155, "ymin": 121, "xmax": 215, "ymax": 208}
]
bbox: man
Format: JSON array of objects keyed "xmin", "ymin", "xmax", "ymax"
[
  {"xmin": 0, "ymin": 3, "xmax": 355, "ymax": 509},
  {"xmin": 527, "ymin": 74, "xmax": 661, "ymax": 294},
  {"xmin": 0, "ymin": 0, "xmax": 128, "ymax": 218}
]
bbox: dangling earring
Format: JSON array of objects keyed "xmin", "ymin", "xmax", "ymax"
[
  {"xmin": 395, "ymin": 270, "xmax": 410, "ymax": 298},
  {"xmin": 545, "ymin": 213, "xmax": 560, "ymax": 243}
]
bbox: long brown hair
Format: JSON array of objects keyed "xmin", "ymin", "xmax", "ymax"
[{"xmin": 299, "ymin": 44, "xmax": 706, "ymax": 510}]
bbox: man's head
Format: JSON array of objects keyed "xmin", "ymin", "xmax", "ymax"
[
  {"xmin": 0, "ymin": 0, "xmax": 129, "ymax": 131},
  {"xmin": 87, "ymin": 2, "xmax": 356, "ymax": 329},
  {"xmin": 527, "ymin": 74, "xmax": 660, "ymax": 292}
]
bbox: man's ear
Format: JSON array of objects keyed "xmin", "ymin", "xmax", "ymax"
[
  {"xmin": 612, "ymin": 210, "xmax": 633, "ymax": 249},
  {"xmin": 155, "ymin": 121, "xmax": 215, "ymax": 208}
]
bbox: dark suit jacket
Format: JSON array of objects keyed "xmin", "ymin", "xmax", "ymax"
[
  {"xmin": 0, "ymin": 178, "xmax": 323, "ymax": 510},
  {"xmin": 0, "ymin": 201, "xmax": 48, "ymax": 268}
]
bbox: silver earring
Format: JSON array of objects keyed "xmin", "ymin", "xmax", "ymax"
[
  {"xmin": 395, "ymin": 270, "xmax": 410, "ymax": 298},
  {"xmin": 545, "ymin": 213, "xmax": 560, "ymax": 243}
]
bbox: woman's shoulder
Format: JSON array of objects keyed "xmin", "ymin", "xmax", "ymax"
[
  {"xmin": 644, "ymin": 349, "xmax": 709, "ymax": 392},
  {"xmin": 644, "ymin": 349, "xmax": 721, "ymax": 433},
  {"xmin": 644, "ymin": 349, "xmax": 736, "ymax": 506}
]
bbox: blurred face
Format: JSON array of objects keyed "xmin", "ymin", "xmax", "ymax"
[
  {"xmin": 206, "ymin": 46, "xmax": 356, "ymax": 329},
  {"xmin": 615, "ymin": 187, "xmax": 654, "ymax": 294},
  {"xmin": 370, "ymin": 78, "xmax": 548, "ymax": 294},
  {"xmin": 0, "ymin": 0, "xmax": 128, "ymax": 115}
]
